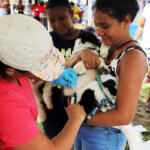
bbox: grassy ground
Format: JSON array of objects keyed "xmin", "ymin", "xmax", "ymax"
[
  {"xmin": 135, "ymin": 84, "xmax": 150, "ymax": 131},
  {"xmin": 37, "ymin": 122, "xmax": 44, "ymax": 132}
]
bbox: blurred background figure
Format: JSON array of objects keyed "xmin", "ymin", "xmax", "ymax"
[
  {"xmin": 15, "ymin": 0, "xmax": 25, "ymax": 14},
  {"xmin": 30, "ymin": 0, "xmax": 40, "ymax": 21},
  {"xmin": 76, "ymin": 0, "xmax": 84, "ymax": 10},
  {"xmin": 0, "ymin": 7, "xmax": 7, "ymax": 17},
  {"xmin": 135, "ymin": 1, "xmax": 150, "ymax": 112},
  {"xmin": 81, "ymin": 0, "xmax": 88, "ymax": 26},
  {"xmin": 39, "ymin": 1, "xmax": 46, "ymax": 26},
  {"xmin": 0, "ymin": 0, "xmax": 7, "ymax": 18},
  {"xmin": 0, "ymin": 0, "xmax": 10, "ymax": 14},
  {"xmin": 70, "ymin": 2, "xmax": 81, "ymax": 23},
  {"xmin": 135, "ymin": 1, "xmax": 150, "ymax": 64},
  {"xmin": 141, "ymin": 0, "xmax": 146, "ymax": 11},
  {"xmin": 0, "ymin": 0, "xmax": 2, "ymax": 5}
]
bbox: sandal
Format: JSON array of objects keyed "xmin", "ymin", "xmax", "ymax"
[{"xmin": 145, "ymin": 105, "xmax": 150, "ymax": 113}]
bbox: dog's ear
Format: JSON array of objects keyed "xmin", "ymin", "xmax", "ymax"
[{"xmin": 78, "ymin": 31, "xmax": 101, "ymax": 47}]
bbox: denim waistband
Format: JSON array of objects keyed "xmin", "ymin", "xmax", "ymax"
[{"xmin": 82, "ymin": 123, "xmax": 121, "ymax": 134}]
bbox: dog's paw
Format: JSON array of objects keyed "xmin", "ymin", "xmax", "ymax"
[
  {"xmin": 73, "ymin": 61, "xmax": 87, "ymax": 75},
  {"xmin": 99, "ymin": 57, "xmax": 110, "ymax": 74},
  {"xmin": 101, "ymin": 107, "xmax": 107, "ymax": 112},
  {"xmin": 100, "ymin": 43, "xmax": 109, "ymax": 59},
  {"xmin": 111, "ymin": 97, "xmax": 116, "ymax": 104}
]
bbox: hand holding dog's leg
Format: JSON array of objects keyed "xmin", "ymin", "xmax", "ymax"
[
  {"xmin": 65, "ymin": 104, "xmax": 86, "ymax": 123},
  {"xmin": 65, "ymin": 50, "xmax": 100, "ymax": 69}
]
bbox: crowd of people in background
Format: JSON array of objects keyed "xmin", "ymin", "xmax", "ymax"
[
  {"xmin": 0, "ymin": 0, "xmax": 95, "ymax": 28},
  {"xmin": 0, "ymin": 0, "xmax": 47, "ymax": 26}
]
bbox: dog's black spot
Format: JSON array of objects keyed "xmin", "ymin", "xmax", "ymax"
[
  {"xmin": 103, "ymin": 80, "xmax": 117, "ymax": 96},
  {"xmin": 79, "ymin": 89, "xmax": 99, "ymax": 113},
  {"xmin": 51, "ymin": 87, "xmax": 66, "ymax": 112}
]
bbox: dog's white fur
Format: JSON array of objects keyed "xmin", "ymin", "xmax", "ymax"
[
  {"xmin": 64, "ymin": 38, "xmax": 143, "ymax": 150},
  {"xmin": 30, "ymin": 80, "xmax": 53, "ymax": 123}
]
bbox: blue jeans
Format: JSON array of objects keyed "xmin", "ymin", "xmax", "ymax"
[{"xmin": 74, "ymin": 125, "xmax": 126, "ymax": 150}]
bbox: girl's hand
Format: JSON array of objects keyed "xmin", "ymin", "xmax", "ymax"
[
  {"xmin": 80, "ymin": 49, "xmax": 100, "ymax": 69},
  {"xmin": 65, "ymin": 103, "xmax": 86, "ymax": 123},
  {"xmin": 65, "ymin": 49, "xmax": 100, "ymax": 69}
]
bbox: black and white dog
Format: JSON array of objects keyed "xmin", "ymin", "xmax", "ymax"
[
  {"xmin": 64, "ymin": 32, "xmax": 113, "ymax": 113},
  {"xmin": 63, "ymin": 32, "xmax": 143, "ymax": 150},
  {"xmin": 31, "ymin": 31, "xmax": 143, "ymax": 150}
]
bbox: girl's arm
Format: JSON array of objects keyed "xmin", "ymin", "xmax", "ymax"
[
  {"xmin": 87, "ymin": 49, "xmax": 147, "ymax": 126},
  {"xmin": 13, "ymin": 104, "xmax": 86, "ymax": 150}
]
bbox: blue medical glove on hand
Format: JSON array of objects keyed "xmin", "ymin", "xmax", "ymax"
[{"xmin": 50, "ymin": 68, "xmax": 77, "ymax": 88}]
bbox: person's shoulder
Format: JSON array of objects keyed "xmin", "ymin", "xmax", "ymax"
[{"xmin": 119, "ymin": 45, "xmax": 147, "ymax": 64}]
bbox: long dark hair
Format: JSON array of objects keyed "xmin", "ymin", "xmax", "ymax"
[{"xmin": 0, "ymin": 61, "xmax": 10, "ymax": 79}]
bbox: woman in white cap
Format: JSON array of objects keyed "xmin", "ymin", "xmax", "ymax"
[{"xmin": 0, "ymin": 14, "xmax": 86, "ymax": 150}]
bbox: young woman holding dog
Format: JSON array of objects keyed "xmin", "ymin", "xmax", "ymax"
[
  {"xmin": 66, "ymin": 0, "xmax": 148, "ymax": 149},
  {"xmin": 42, "ymin": 0, "xmax": 99, "ymax": 139},
  {"xmin": 0, "ymin": 14, "xmax": 86, "ymax": 150}
]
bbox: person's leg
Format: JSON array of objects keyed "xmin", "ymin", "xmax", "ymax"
[{"xmin": 74, "ymin": 125, "xmax": 126, "ymax": 150}]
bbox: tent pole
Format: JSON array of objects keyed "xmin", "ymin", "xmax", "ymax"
[{"xmin": 10, "ymin": 0, "xmax": 14, "ymax": 14}]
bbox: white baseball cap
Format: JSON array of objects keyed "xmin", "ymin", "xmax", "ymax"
[{"xmin": 0, "ymin": 14, "xmax": 65, "ymax": 81}]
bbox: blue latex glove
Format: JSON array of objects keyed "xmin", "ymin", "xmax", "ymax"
[{"xmin": 50, "ymin": 68, "xmax": 77, "ymax": 88}]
